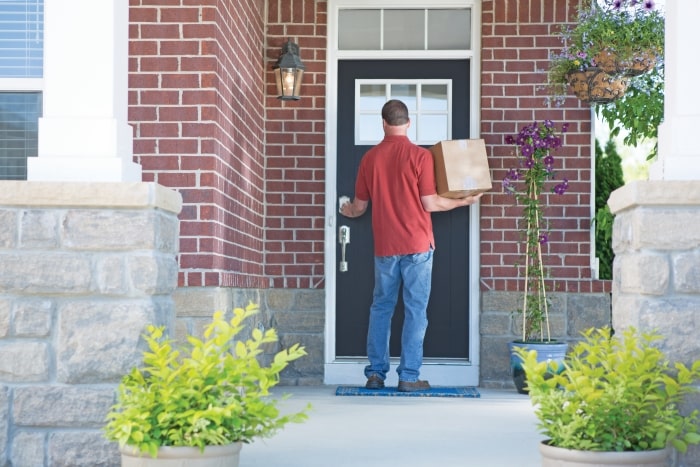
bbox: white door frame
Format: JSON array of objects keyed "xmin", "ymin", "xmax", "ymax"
[{"xmin": 323, "ymin": 0, "xmax": 483, "ymax": 386}]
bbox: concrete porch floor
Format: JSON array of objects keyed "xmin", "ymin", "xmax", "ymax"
[{"xmin": 239, "ymin": 386, "xmax": 542, "ymax": 467}]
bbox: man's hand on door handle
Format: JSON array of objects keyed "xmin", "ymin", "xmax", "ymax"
[{"xmin": 339, "ymin": 196, "xmax": 368, "ymax": 218}]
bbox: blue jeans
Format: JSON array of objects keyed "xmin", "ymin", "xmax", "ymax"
[{"xmin": 364, "ymin": 249, "xmax": 433, "ymax": 383}]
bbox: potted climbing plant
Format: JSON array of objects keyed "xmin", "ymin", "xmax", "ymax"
[
  {"xmin": 517, "ymin": 327, "xmax": 700, "ymax": 466},
  {"xmin": 104, "ymin": 303, "xmax": 310, "ymax": 466},
  {"xmin": 503, "ymin": 120, "xmax": 571, "ymax": 393}
]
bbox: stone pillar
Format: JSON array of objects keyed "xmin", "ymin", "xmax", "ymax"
[
  {"xmin": 27, "ymin": 0, "xmax": 141, "ymax": 182},
  {"xmin": 0, "ymin": 181, "xmax": 181, "ymax": 466},
  {"xmin": 609, "ymin": 180, "xmax": 700, "ymax": 465},
  {"xmin": 610, "ymin": 2, "xmax": 700, "ymax": 465}
]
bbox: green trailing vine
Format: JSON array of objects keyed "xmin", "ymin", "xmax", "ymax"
[
  {"xmin": 596, "ymin": 54, "xmax": 664, "ymax": 161},
  {"xmin": 594, "ymin": 139, "xmax": 624, "ymax": 280}
]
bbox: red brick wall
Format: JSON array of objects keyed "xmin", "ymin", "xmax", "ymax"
[
  {"xmin": 480, "ymin": 0, "xmax": 611, "ymax": 295},
  {"xmin": 128, "ymin": 0, "xmax": 268, "ymax": 288},
  {"xmin": 127, "ymin": 0, "xmax": 609, "ymax": 295},
  {"xmin": 265, "ymin": 0, "xmax": 327, "ymax": 288}
]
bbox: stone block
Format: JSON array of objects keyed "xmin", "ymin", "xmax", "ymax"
[
  {"xmin": 481, "ymin": 291, "xmax": 520, "ymax": 313},
  {"xmin": 0, "ymin": 299, "xmax": 9, "ymax": 338},
  {"xmin": 49, "ymin": 431, "xmax": 120, "ymax": 467},
  {"xmin": 56, "ymin": 301, "xmax": 154, "ymax": 383},
  {"xmin": 13, "ymin": 386, "xmax": 114, "ymax": 427},
  {"xmin": 0, "ymin": 342, "xmax": 48, "ymax": 382},
  {"xmin": 96, "ymin": 256, "xmax": 128, "ymax": 295},
  {"xmin": 279, "ymin": 333, "xmax": 323, "ymax": 376},
  {"xmin": 637, "ymin": 298, "xmax": 700, "ymax": 367},
  {"xmin": 479, "ymin": 310, "xmax": 512, "ymax": 336},
  {"xmin": 265, "ymin": 289, "xmax": 297, "ymax": 311},
  {"xmin": 128, "ymin": 254, "xmax": 179, "ymax": 295},
  {"xmin": 155, "ymin": 211, "xmax": 180, "ymax": 253},
  {"xmin": 0, "ymin": 210, "xmax": 16, "ymax": 249},
  {"xmin": 633, "ymin": 209, "xmax": 700, "ymax": 250},
  {"xmin": 0, "ymin": 386, "xmax": 7, "ymax": 463},
  {"xmin": 62, "ymin": 210, "xmax": 157, "ymax": 250},
  {"xmin": 13, "ymin": 299, "xmax": 53, "ymax": 337},
  {"xmin": 0, "ymin": 253, "xmax": 91, "ymax": 294},
  {"xmin": 271, "ymin": 311, "xmax": 324, "ymax": 333},
  {"xmin": 11, "ymin": 431, "xmax": 44, "ymax": 467},
  {"xmin": 173, "ymin": 287, "xmax": 232, "ymax": 317},
  {"xmin": 295, "ymin": 290, "xmax": 324, "ymax": 310},
  {"xmin": 617, "ymin": 253, "xmax": 669, "ymax": 295},
  {"xmin": 479, "ymin": 336, "xmax": 515, "ymax": 384},
  {"xmin": 20, "ymin": 210, "xmax": 59, "ymax": 249},
  {"xmin": 673, "ymin": 251, "xmax": 700, "ymax": 293},
  {"xmin": 566, "ymin": 293, "xmax": 611, "ymax": 337}
]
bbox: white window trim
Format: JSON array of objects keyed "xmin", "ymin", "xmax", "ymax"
[{"xmin": 0, "ymin": 78, "xmax": 43, "ymax": 91}]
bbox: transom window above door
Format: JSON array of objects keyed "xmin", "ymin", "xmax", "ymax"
[
  {"xmin": 338, "ymin": 8, "xmax": 471, "ymax": 51},
  {"xmin": 355, "ymin": 80, "xmax": 452, "ymax": 145}
]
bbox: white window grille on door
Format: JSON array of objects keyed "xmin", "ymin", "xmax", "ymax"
[{"xmin": 355, "ymin": 79, "xmax": 452, "ymax": 145}]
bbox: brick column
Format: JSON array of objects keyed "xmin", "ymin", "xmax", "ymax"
[{"xmin": 0, "ymin": 181, "xmax": 181, "ymax": 466}]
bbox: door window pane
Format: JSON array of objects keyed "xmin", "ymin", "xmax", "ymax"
[
  {"xmin": 389, "ymin": 84, "xmax": 416, "ymax": 111},
  {"xmin": 356, "ymin": 80, "xmax": 451, "ymax": 145},
  {"xmin": 338, "ymin": 10, "xmax": 380, "ymax": 50},
  {"xmin": 0, "ymin": 92, "xmax": 41, "ymax": 180},
  {"xmin": 383, "ymin": 10, "xmax": 424, "ymax": 50},
  {"xmin": 422, "ymin": 84, "xmax": 448, "ymax": 111},
  {"xmin": 359, "ymin": 84, "xmax": 386, "ymax": 112},
  {"xmin": 428, "ymin": 10, "xmax": 470, "ymax": 50},
  {"xmin": 358, "ymin": 114, "xmax": 384, "ymax": 142},
  {"xmin": 0, "ymin": 1, "xmax": 44, "ymax": 78},
  {"xmin": 418, "ymin": 114, "xmax": 448, "ymax": 143}
]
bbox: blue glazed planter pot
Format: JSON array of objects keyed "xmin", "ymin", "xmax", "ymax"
[{"xmin": 508, "ymin": 340, "xmax": 568, "ymax": 394}]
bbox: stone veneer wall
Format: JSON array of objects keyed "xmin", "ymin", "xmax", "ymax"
[
  {"xmin": 0, "ymin": 182, "xmax": 181, "ymax": 467},
  {"xmin": 480, "ymin": 290, "xmax": 612, "ymax": 388},
  {"xmin": 609, "ymin": 180, "xmax": 700, "ymax": 466},
  {"xmin": 173, "ymin": 287, "xmax": 325, "ymax": 386}
]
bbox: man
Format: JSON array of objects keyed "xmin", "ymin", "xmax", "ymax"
[{"xmin": 340, "ymin": 99, "xmax": 482, "ymax": 392}]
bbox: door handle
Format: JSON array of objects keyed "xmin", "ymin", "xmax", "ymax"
[{"xmin": 339, "ymin": 225, "xmax": 350, "ymax": 272}]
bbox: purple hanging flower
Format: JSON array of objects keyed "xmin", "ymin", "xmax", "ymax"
[{"xmin": 554, "ymin": 178, "xmax": 569, "ymax": 195}]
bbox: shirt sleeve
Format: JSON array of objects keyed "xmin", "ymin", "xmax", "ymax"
[
  {"xmin": 417, "ymin": 148, "xmax": 437, "ymax": 196},
  {"xmin": 355, "ymin": 157, "xmax": 370, "ymax": 202}
]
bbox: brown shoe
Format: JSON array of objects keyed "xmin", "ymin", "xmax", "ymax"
[
  {"xmin": 397, "ymin": 380, "xmax": 431, "ymax": 392},
  {"xmin": 365, "ymin": 374, "xmax": 385, "ymax": 389}
]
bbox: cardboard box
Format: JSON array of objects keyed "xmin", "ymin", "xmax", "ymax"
[{"xmin": 430, "ymin": 139, "xmax": 493, "ymax": 199}]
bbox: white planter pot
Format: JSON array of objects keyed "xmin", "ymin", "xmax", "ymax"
[
  {"xmin": 540, "ymin": 442, "xmax": 670, "ymax": 467},
  {"xmin": 120, "ymin": 443, "xmax": 242, "ymax": 467}
]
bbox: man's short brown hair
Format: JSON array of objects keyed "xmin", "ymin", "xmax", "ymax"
[{"xmin": 381, "ymin": 99, "xmax": 409, "ymax": 126}]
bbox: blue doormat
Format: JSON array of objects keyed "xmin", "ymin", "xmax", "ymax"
[{"xmin": 335, "ymin": 386, "xmax": 480, "ymax": 398}]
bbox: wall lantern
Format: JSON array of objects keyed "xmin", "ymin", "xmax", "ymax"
[{"xmin": 273, "ymin": 39, "xmax": 305, "ymax": 101}]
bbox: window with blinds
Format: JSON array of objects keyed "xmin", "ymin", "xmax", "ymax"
[{"xmin": 0, "ymin": 0, "xmax": 43, "ymax": 180}]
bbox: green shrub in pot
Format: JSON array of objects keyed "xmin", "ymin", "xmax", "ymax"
[
  {"xmin": 104, "ymin": 303, "xmax": 310, "ymax": 457},
  {"xmin": 517, "ymin": 327, "xmax": 700, "ymax": 453}
]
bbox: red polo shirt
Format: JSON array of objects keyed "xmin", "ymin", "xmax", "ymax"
[{"xmin": 355, "ymin": 135, "xmax": 436, "ymax": 256}]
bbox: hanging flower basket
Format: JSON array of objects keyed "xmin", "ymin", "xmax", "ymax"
[
  {"xmin": 566, "ymin": 67, "xmax": 628, "ymax": 104},
  {"xmin": 594, "ymin": 49, "xmax": 657, "ymax": 77}
]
